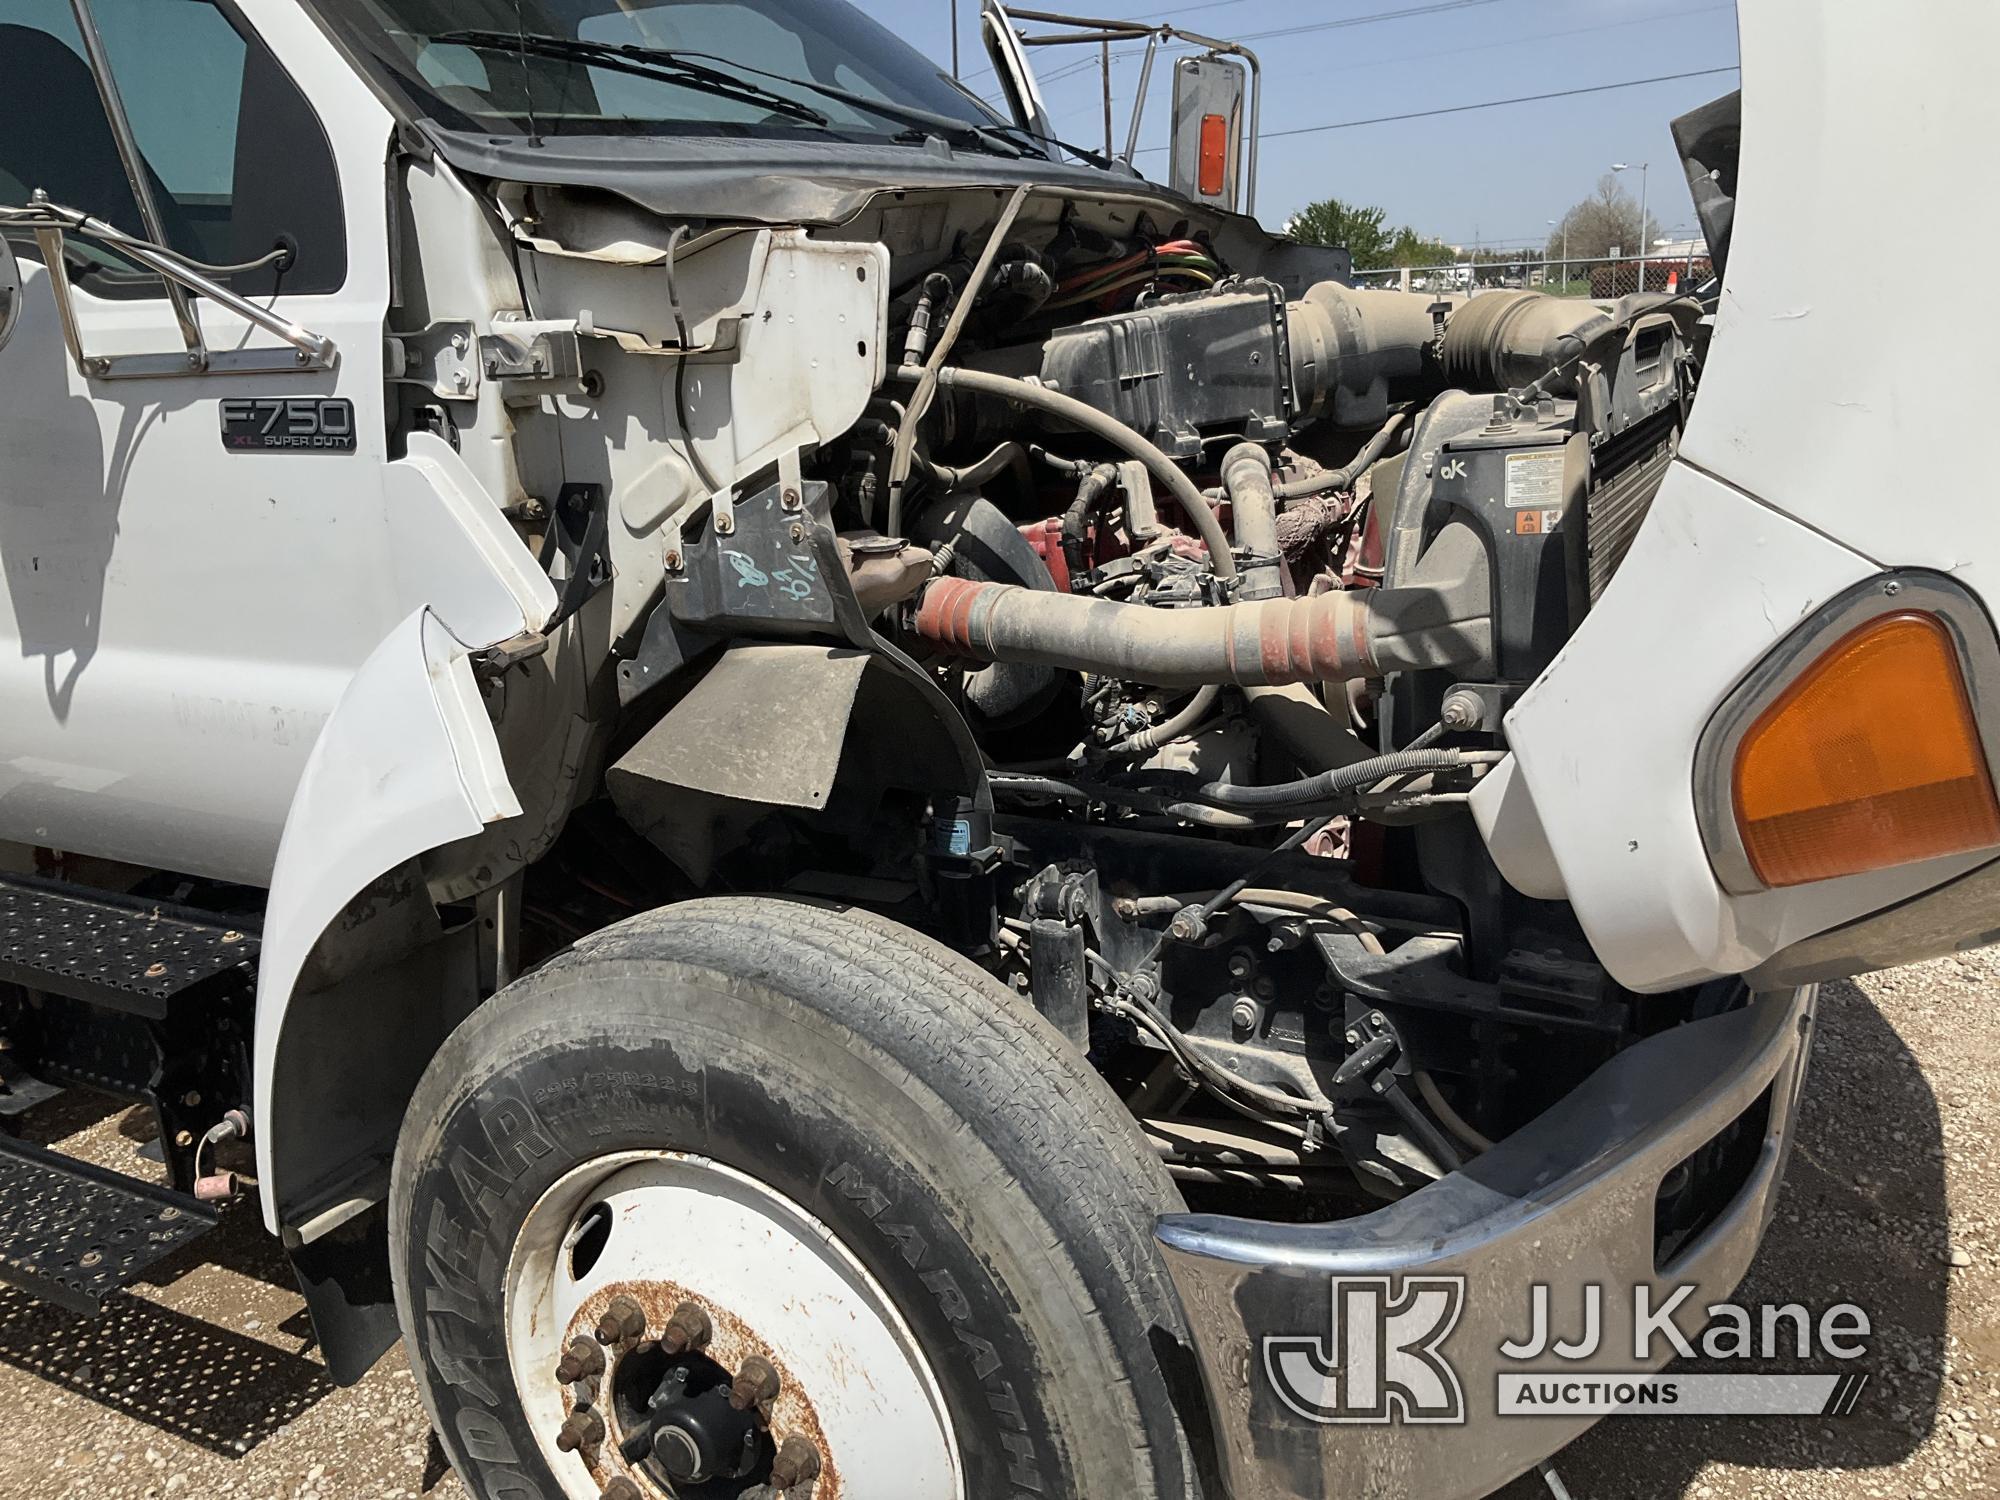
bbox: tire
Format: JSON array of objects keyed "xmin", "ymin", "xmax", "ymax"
[{"xmin": 389, "ymin": 897, "xmax": 1208, "ymax": 1500}]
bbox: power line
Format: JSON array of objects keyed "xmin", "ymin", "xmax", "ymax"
[
  {"xmin": 1234, "ymin": 0, "xmax": 1515, "ymax": 43},
  {"xmin": 964, "ymin": 0, "xmax": 1516, "ymax": 86},
  {"xmin": 1047, "ymin": 3, "xmax": 1735, "ymax": 129},
  {"xmin": 1151, "ymin": 0, "xmax": 1258, "ymax": 17},
  {"xmin": 1135, "ymin": 65, "xmax": 1739, "ymax": 151}
]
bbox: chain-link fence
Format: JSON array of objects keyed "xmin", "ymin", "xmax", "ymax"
[{"xmin": 1350, "ymin": 250, "xmax": 1713, "ymax": 300}]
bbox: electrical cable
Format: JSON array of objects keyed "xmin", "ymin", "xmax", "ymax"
[
  {"xmin": 1043, "ymin": 265, "xmax": 1214, "ymax": 311},
  {"xmin": 663, "ymin": 223, "xmax": 726, "ymax": 501}
]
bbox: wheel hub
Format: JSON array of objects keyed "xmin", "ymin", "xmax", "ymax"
[{"xmin": 504, "ymin": 1152, "xmax": 963, "ymax": 1500}]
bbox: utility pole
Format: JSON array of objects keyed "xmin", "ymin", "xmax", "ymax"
[
  {"xmin": 1613, "ymin": 161, "xmax": 1649, "ymax": 293},
  {"xmin": 951, "ymin": 1, "xmax": 960, "ymax": 78},
  {"xmin": 1102, "ymin": 40, "xmax": 1113, "ymax": 157}
]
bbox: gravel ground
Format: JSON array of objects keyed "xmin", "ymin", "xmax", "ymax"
[{"xmin": 1, "ymin": 953, "xmax": 1996, "ymax": 1500}]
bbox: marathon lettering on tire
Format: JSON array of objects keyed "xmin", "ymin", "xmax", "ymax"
[{"xmin": 826, "ymin": 1160, "xmax": 1050, "ymax": 1498}]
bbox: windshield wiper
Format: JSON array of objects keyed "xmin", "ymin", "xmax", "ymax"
[
  {"xmin": 431, "ymin": 30, "xmax": 831, "ymax": 126},
  {"xmin": 658, "ymin": 54, "xmax": 1039, "ymax": 161},
  {"xmin": 980, "ymin": 120, "xmax": 1129, "ymax": 174},
  {"xmin": 557, "ymin": 40, "xmax": 1037, "ymax": 162}
]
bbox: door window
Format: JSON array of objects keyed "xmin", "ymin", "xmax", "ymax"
[{"xmin": 0, "ymin": 0, "xmax": 346, "ymax": 296}]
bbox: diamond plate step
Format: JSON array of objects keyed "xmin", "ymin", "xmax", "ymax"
[
  {"xmin": 0, "ymin": 1134, "xmax": 218, "ymax": 1313},
  {"xmin": 0, "ymin": 872, "xmax": 257, "ymax": 1019}
]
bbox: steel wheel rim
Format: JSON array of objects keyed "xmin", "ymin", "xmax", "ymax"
[{"xmin": 503, "ymin": 1149, "xmax": 963, "ymax": 1499}]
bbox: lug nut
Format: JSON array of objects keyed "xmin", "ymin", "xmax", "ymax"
[
  {"xmin": 770, "ymin": 1434, "xmax": 823, "ymax": 1489},
  {"xmin": 660, "ymin": 1300, "xmax": 713, "ymax": 1355},
  {"xmin": 555, "ymin": 1407, "xmax": 605, "ymax": 1453},
  {"xmin": 556, "ymin": 1336, "xmax": 605, "ymax": 1384},
  {"xmin": 728, "ymin": 1353, "xmax": 781, "ymax": 1410},
  {"xmin": 595, "ymin": 1294, "xmax": 648, "ymax": 1345}
]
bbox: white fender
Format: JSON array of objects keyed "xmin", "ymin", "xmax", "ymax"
[{"xmin": 252, "ymin": 609, "xmax": 523, "ymax": 1233}]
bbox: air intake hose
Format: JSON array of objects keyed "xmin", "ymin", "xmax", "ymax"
[{"xmin": 914, "ymin": 576, "xmax": 1398, "ymax": 686}]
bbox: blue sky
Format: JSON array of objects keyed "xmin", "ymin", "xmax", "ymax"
[{"xmin": 894, "ymin": 0, "xmax": 1742, "ymax": 250}]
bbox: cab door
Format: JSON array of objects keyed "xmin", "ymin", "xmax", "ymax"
[{"xmin": 0, "ymin": 0, "xmax": 403, "ymax": 884}]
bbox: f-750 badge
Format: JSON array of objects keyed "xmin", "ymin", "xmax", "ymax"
[{"xmin": 220, "ymin": 397, "xmax": 356, "ymax": 453}]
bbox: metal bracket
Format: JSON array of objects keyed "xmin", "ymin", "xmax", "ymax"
[
  {"xmin": 387, "ymin": 321, "xmax": 480, "ymax": 399},
  {"xmin": 539, "ymin": 482, "xmax": 614, "ymax": 631},
  {"xmin": 479, "ymin": 323, "xmax": 582, "ymax": 385},
  {"xmin": 388, "ymin": 318, "xmax": 587, "ymax": 400}
]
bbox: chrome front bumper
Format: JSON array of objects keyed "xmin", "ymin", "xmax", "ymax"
[{"xmin": 1155, "ymin": 985, "xmax": 1816, "ymax": 1500}]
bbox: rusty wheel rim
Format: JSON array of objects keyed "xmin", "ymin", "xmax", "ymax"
[{"xmin": 504, "ymin": 1150, "xmax": 963, "ymax": 1500}]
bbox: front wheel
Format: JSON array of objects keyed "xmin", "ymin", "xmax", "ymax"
[{"xmin": 389, "ymin": 898, "xmax": 1206, "ymax": 1499}]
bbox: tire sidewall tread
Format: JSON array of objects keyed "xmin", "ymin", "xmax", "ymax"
[{"xmin": 389, "ymin": 898, "xmax": 1201, "ymax": 1500}]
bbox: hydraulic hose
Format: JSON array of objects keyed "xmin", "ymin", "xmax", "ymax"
[
  {"xmin": 913, "ymin": 575, "xmax": 1379, "ymax": 686},
  {"xmin": 888, "ymin": 365, "xmax": 1238, "ymax": 581},
  {"xmin": 1192, "ymin": 746, "xmax": 1495, "ymax": 811},
  {"xmin": 1060, "ymin": 462, "xmax": 1121, "ymax": 590}
]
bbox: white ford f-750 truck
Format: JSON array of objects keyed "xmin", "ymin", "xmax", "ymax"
[{"xmin": 0, "ymin": 0, "xmax": 1986, "ymax": 1495}]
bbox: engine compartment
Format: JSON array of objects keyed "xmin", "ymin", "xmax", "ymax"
[{"xmin": 529, "ymin": 185, "xmax": 1715, "ymax": 1212}]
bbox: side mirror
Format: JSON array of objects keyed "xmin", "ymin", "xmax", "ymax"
[
  {"xmin": 1170, "ymin": 55, "xmax": 1249, "ymax": 213},
  {"xmin": 0, "ymin": 234, "xmax": 20, "ymax": 353}
]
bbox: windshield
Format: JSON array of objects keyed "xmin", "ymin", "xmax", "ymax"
[{"xmin": 320, "ymin": 0, "xmax": 1009, "ymax": 144}]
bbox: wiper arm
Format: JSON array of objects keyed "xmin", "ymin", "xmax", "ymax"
[
  {"xmin": 607, "ymin": 45, "xmax": 1038, "ymax": 161},
  {"xmin": 431, "ymin": 30, "xmax": 830, "ymax": 126},
  {"xmin": 981, "ymin": 120, "xmax": 1129, "ymax": 174}
]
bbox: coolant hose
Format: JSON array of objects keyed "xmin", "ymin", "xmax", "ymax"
[
  {"xmin": 1222, "ymin": 443, "xmax": 1282, "ymax": 601},
  {"xmin": 913, "ymin": 575, "xmax": 1379, "ymax": 686},
  {"xmin": 888, "ymin": 365, "xmax": 1237, "ymax": 581},
  {"xmin": 1242, "ymin": 684, "xmax": 1376, "ymax": 769},
  {"xmin": 920, "ymin": 441, "xmax": 1034, "ymax": 497}
]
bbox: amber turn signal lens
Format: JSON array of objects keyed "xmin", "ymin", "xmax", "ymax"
[
  {"xmin": 1198, "ymin": 113, "xmax": 1229, "ymax": 197},
  {"xmin": 1733, "ymin": 612, "xmax": 2000, "ymax": 887}
]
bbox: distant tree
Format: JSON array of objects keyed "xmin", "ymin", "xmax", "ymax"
[
  {"xmin": 1388, "ymin": 226, "xmax": 1457, "ymax": 267},
  {"xmin": 1286, "ymin": 196, "xmax": 1468, "ymax": 270},
  {"xmin": 1287, "ymin": 197, "xmax": 1394, "ymax": 269},
  {"xmin": 1548, "ymin": 174, "xmax": 1663, "ymax": 262}
]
